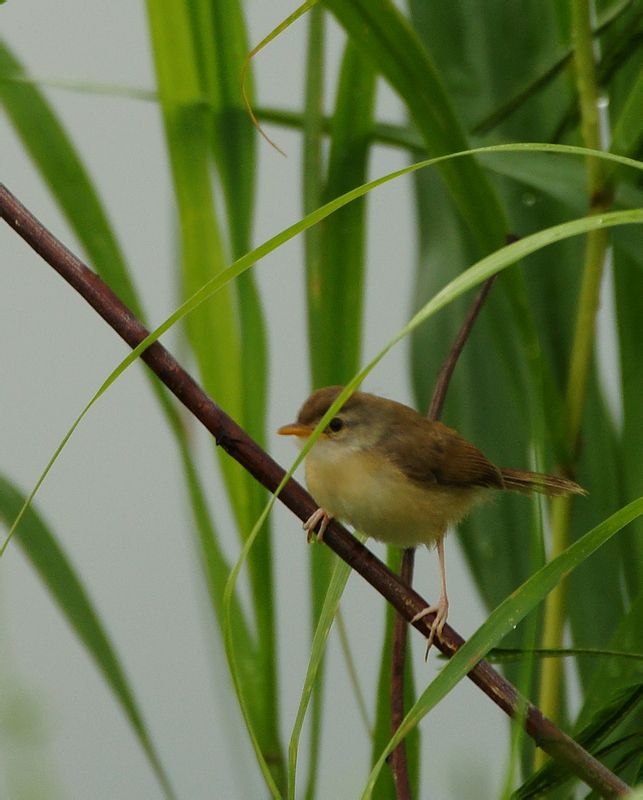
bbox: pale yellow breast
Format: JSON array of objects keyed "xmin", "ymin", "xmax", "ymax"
[{"xmin": 304, "ymin": 440, "xmax": 482, "ymax": 547}]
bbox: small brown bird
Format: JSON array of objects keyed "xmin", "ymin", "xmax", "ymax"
[{"xmin": 278, "ymin": 386, "xmax": 586, "ymax": 649}]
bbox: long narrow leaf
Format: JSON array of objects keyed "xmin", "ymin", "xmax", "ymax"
[
  {"xmin": 145, "ymin": 0, "xmax": 247, "ymax": 532},
  {"xmin": 309, "ymin": 41, "xmax": 376, "ymax": 386},
  {"xmin": 304, "ymin": 35, "xmax": 378, "ymax": 798},
  {"xmin": 514, "ymin": 682, "xmax": 643, "ymax": 798},
  {"xmin": 287, "ymin": 535, "xmax": 367, "ymax": 799},
  {"xmin": 0, "ymin": 476, "xmax": 175, "ymax": 799},
  {"xmin": 615, "ymin": 250, "xmax": 643, "ymax": 598},
  {"xmin": 300, "ymin": 8, "xmax": 328, "ymax": 796},
  {"xmin": 0, "ymin": 43, "xmax": 141, "ymax": 315},
  {"xmin": 325, "ymin": 0, "xmax": 506, "ymax": 254},
  {"xmin": 144, "ymin": 0, "xmax": 285, "ymax": 784},
  {"xmin": 4, "ymin": 144, "xmax": 642, "ymax": 557},
  {"xmin": 362, "ymin": 499, "xmax": 643, "ymax": 798},
  {"xmin": 193, "ymin": 0, "xmax": 281, "ymax": 775},
  {"xmin": 1, "ymin": 29, "xmax": 255, "ymax": 710},
  {"xmin": 221, "ymin": 202, "xmax": 642, "ymax": 797}
]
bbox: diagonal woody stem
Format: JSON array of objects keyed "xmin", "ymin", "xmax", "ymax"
[{"xmin": 0, "ymin": 184, "xmax": 629, "ymax": 798}]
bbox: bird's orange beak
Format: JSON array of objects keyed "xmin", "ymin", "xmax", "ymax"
[{"xmin": 277, "ymin": 422, "xmax": 313, "ymax": 438}]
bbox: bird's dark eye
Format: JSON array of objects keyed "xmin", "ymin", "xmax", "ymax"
[{"xmin": 328, "ymin": 417, "xmax": 344, "ymax": 433}]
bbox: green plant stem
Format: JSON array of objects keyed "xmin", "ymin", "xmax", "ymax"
[
  {"xmin": 565, "ymin": 225, "xmax": 611, "ymax": 443},
  {"xmin": 302, "ymin": 10, "xmax": 327, "ymax": 799},
  {"xmin": 335, "ymin": 610, "xmax": 373, "ymax": 736},
  {"xmin": 538, "ymin": 496, "xmax": 572, "ymax": 727},
  {"xmin": 537, "ymin": 0, "xmax": 611, "ymax": 740}
]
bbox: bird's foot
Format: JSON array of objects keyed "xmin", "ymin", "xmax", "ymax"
[
  {"xmin": 303, "ymin": 508, "xmax": 332, "ymax": 544},
  {"xmin": 412, "ymin": 594, "xmax": 449, "ymax": 659}
]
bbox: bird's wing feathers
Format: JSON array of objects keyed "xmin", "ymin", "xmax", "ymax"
[{"xmin": 380, "ymin": 414, "xmax": 503, "ymax": 489}]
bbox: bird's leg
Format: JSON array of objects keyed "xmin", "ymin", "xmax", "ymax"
[
  {"xmin": 303, "ymin": 508, "xmax": 332, "ymax": 544},
  {"xmin": 411, "ymin": 537, "xmax": 449, "ymax": 657}
]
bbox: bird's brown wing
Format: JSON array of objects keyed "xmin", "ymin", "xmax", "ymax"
[{"xmin": 380, "ymin": 414, "xmax": 503, "ymax": 489}]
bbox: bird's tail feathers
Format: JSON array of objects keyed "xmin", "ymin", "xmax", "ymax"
[{"xmin": 499, "ymin": 468, "xmax": 586, "ymax": 497}]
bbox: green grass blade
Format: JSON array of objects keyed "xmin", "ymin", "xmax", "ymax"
[
  {"xmin": 514, "ymin": 682, "xmax": 643, "ymax": 798},
  {"xmin": 287, "ymin": 536, "xmax": 366, "ymax": 800},
  {"xmin": 501, "ymin": 408, "xmax": 548, "ymax": 797},
  {"xmin": 335, "ymin": 609, "xmax": 373, "ymax": 736},
  {"xmin": 615, "ymin": 249, "xmax": 643, "ymax": 599},
  {"xmin": 362, "ymin": 499, "xmax": 643, "ymax": 798},
  {"xmin": 574, "ymin": 552, "xmax": 643, "ymax": 783},
  {"xmin": 325, "ymin": 0, "xmax": 505, "ymax": 254},
  {"xmin": 222, "ymin": 203, "xmax": 642, "ymax": 797},
  {"xmin": 196, "ymin": 0, "xmax": 256, "ymax": 256},
  {"xmin": 0, "ymin": 42, "xmax": 142, "ymax": 318},
  {"xmin": 302, "ymin": 3, "xmax": 325, "ymax": 223},
  {"xmin": 303, "ymin": 35, "xmax": 377, "ymax": 798},
  {"xmin": 144, "ymin": 0, "xmax": 284, "ymax": 784},
  {"xmin": 0, "ymin": 29, "xmax": 254, "ymax": 704},
  {"xmin": 0, "ymin": 476, "xmax": 176, "ymax": 800},
  {"xmin": 0, "ymin": 72, "xmax": 158, "ymax": 101},
  {"xmin": 198, "ymin": 0, "xmax": 269, "ymax": 462},
  {"xmin": 194, "ymin": 0, "xmax": 281, "ymax": 772},
  {"xmin": 300, "ymin": 8, "xmax": 328, "ymax": 797},
  {"xmin": 308, "ymin": 40, "xmax": 376, "ymax": 387},
  {"xmin": 566, "ymin": 377, "xmax": 626, "ymax": 690},
  {"xmin": 218, "ymin": 199, "xmax": 642, "ymax": 796},
  {"xmin": 4, "ymin": 144, "xmax": 642, "ymax": 559},
  {"xmin": 487, "ymin": 647, "xmax": 643, "ymax": 664},
  {"xmin": 573, "ymin": 573, "xmax": 643, "ymax": 753},
  {"xmin": 468, "ymin": 0, "xmax": 633, "ymax": 136},
  {"xmin": 145, "ymin": 0, "xmax": 243, "ymax": 555},
  {"xmin": 256, "ymin": 110, "xmax": 640, "ymax": 209},
  {"xmin": 609, "ymin": 54, "xmax": 643, "ymax": 159},
  {"xmin": 222, "ymin": 453, "xmax": 332, "ymax": 799},
  {"xmin": 173, "ymin": 430, "xmax": 254, "ymax": 647},
  {"xmin": 145, "ymin": 0, "xmax": 249, "ymax": 530},
  {"xmin": 302, "ymin": 2, "xmax": 326, "ymax": 381},
  {"xmin": 202, "ymin": 0, "xmax": 269, "ymax": 446},
  {"xmin": 242, "ymin": 0, "xmax": 320, "ymax": 150},
  {"xmin": 254, "ymin": 105, "xmax": 424, "ymax": 153}
]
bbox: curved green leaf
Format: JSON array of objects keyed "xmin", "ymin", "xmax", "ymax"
[
  {"xmin": 1, "ymin": 30, "xmax": 255, "ymax": 727},
  {"xmin": 221, "ymin": 194, "xmax": 642, "ymax": 798},
  {"xmin": 3, "ymin": 144, "xmax": 642, "ymax": 558},
  {"xmin": 287, "ymin": 535, "xmax": 367, "ymax": 800},
  {"xmin": 0, "ymin": 476, "xmax": 175, "ymax": 799},
  {"xmin": 514, "ymin": 681, "xmax": 643, "ymax": 798},
  {"xmin": 0, "ymin": 42, "xmax": 141, "ymax": 316},
  {"xmin": 325, "ymin": 0, "xmax": 506, "ymax": 253},
  {"xmin": 362, "ymin": 499, "xmax": 643, "ymax": 798},
  {"xmin": 144, "ymin": 1, "xmax": 284, "ymax": 785}
]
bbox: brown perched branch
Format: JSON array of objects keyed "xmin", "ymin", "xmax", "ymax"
[
  {"xmin": 0, "ymin": 184, "xmax": 630, "ymax": 799},
  {"xmin": 389, "ymin": 546, "xmax": 415, "ymax": 800}
]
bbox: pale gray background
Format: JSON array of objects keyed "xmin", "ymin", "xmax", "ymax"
[{"xmin": 1, "ymin": 3, "xmax": 507, "ymax": 797}]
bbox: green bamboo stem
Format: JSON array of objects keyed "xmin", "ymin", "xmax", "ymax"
[{"xmin": 537, "ymin": 0, "xmax": 611, "ymax": 742}]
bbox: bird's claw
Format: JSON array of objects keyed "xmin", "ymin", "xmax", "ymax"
[
  {"xmin": 412, "ymin": 595, "xmax": 449, "ymax": 659},
  {"xmin": 303, "ymin": 508, "xmax": 332, "ymax": 544}
]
